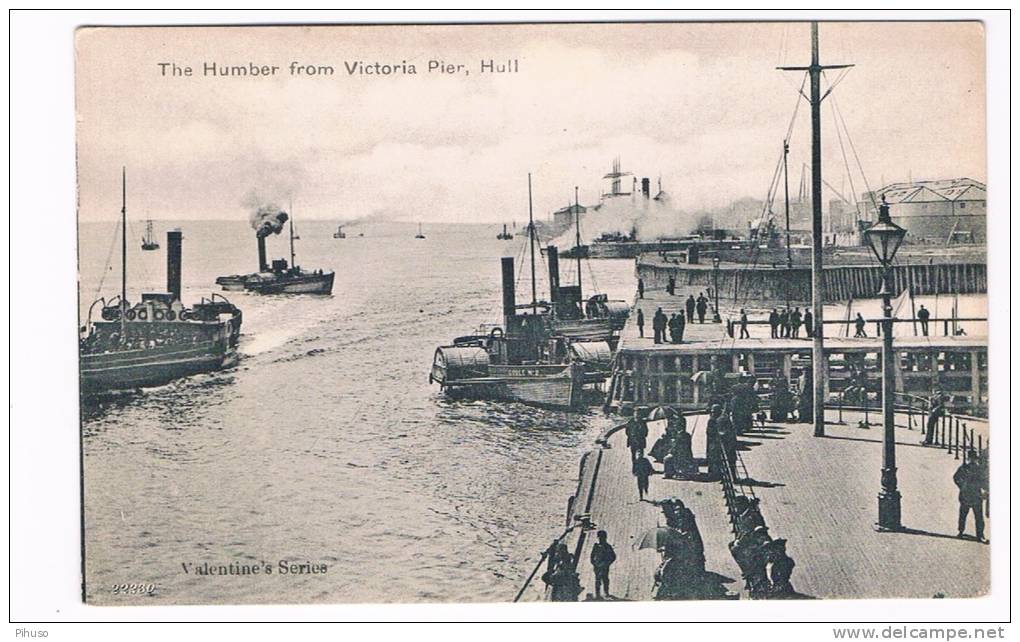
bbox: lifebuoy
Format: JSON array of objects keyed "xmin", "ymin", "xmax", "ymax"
[
  {"xmin": 166, "ymin": 310, "xmax": 177, "ymax": 321},
  {"xmin": 137, "ymin": 309, "xmax": 148, "ymax": 321},
  {"xmin": 489, "ymin": 327, "xmax": 504, "ymax": 340},
  {"xmin": 125, "ymin": 309, "xmax": 137, "ymax": 321},
  {"xmin": 153, "ymin": 309, "xmax": 165, "ymax": 321},
  {"xmin": 179, "ymin": 310, "xmax": 191, "ymax": 321}
]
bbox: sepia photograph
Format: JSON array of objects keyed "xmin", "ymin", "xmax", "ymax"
[{"xmin": 8, "ymin": 8, "xmax": 1012, "ymax": 632}]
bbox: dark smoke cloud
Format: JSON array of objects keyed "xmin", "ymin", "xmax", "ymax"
[{"xmin": 250, "ymin": 206, "xmax": 289, "ymax": 238}]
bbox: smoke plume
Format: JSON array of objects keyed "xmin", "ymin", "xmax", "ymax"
[
  {"xmin": 249, "ymin": 206, "xmax": 289, "ymax": 238},
  {"xmin": 550, "ymin": 192, "xmax": 699, "ymax": 247}
]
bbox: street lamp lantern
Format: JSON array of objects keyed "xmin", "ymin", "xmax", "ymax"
[
  {"xmin": 863, "ymin": 198, "xmax": 906, "ymax": 274},
  {"xmin": 866, "ymin": 196, "xmax": 907, "ymax": 532},
  {"xmin": 712, "ymin": 256, "xmax": 722, "ymax": 323}
]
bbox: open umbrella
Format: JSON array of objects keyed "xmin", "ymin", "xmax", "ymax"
[
  {"xmin": 633, "ymin": 526, "xmax": 685, "ymax": 551},
  {"xmin": 647, "ymin": 406, "xmax": 679, "ymax": 421}
]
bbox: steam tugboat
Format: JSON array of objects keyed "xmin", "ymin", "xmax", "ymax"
[
  {"xmin": 333, "ymin": 224, "xmax": 346, "ymax": 239},
  {"xmin": 415, "ymin": 223, "xmax": 426, "ymax": 239},
  {"xmin": 431, "ymin": 176, "xmax": 629, "ymax": 410},
  {"xmin": 216, "ymin": 206, "xmax": 335, "ymax": 295},
  {"xmin": 80, "ymin": 170, "xmax": 243, "ymax": 397},
  {"xmin": 496, "ymin": 224, "xmax": 514, "ymax": 240}
]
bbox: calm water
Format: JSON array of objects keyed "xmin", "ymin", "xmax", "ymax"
[{"xmin": 80, "ymin": 219, "xmax": 635, "ymax": 604}]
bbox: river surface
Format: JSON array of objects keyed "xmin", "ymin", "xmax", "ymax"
[{"xmin": 79, "ymin": 219, "xmax": 635, "ymax": 604}]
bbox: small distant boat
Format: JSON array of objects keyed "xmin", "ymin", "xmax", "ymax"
[
  {"xmin": 333, "ymin": 225, "xmax": 346, "ymax": 239},
  {"xmin": 292, "ymin": 225, "xmax": 300, "ymax": 240},
  {"xmin": 415, "ymin": 223, "xmax": 426, "ymax": 239},
  {"xmin": 141, "ymin": 220, "xmax": 159, "ymax": 250},
  {"xmin": 497, "ymin": 224, "xmax": 514, "ymax": 240}
]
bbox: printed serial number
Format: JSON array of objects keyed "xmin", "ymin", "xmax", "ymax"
[{"xmin": 111, "ymin": 583, "xmax": 156, "ymax": 595}]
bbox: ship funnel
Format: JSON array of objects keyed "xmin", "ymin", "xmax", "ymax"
[
  {"xmin": 501, "ymin": 256, "xmax": 516, "ymax": 325},
  {"xmin": 642, "ymin": 177, "xmax": 651, "ymax": 199},
  {"xmin": 167, "ymin": 229, "xmax": 182, "ymax": 302},
  {"xmin": 257, "ymin": 235, "xmax": 268, "ymax": 272},
  {"xmin": 547, "ymin": 245, "xmax": 560, "ymax": 304}
]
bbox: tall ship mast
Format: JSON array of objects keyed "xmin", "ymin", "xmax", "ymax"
[
  {"xmin": 141, "ymin": 219, "xmax": 159, "ymax": 251},
  {"xmin": 430, "ymin": 174, "xmax": 630, "ymax": 410},
  {"xmin": 80, "ymin": 168, "xmax": 244, "ymax": 397}
]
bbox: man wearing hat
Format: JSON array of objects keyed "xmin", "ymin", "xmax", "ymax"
[
  {"xmin": 589, "ymin": 529, "xmax": 617, "ymax": 600},
  {"xmin": 953, "ymin": 450, "xmax": 988, "ymax": 541}
]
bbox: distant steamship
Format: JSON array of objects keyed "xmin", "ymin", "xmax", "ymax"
[
  {"xmin": 216, "ymin": 205, "xmax": 334, "ymax": 295},
  {"xmin": 80, "ymin": 169, "xmax": 243, "ymax": 397}
]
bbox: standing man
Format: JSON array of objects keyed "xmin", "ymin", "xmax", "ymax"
[
  {"xmin": 667, "ymin": 274, "xmax": 676, "ymax": 296},
  {"xmin": 803, "ymin": 307, "xmax": 814, "ymax": 338},
  {"xmin": 633, "ymin": 455, "xmax": 654, "ymax": 501},
  {"xmin": 790, "ymin": 308, "xmax": 802, "ymax": 338},
  {"xmin": 668, "ymin": 313, "xmax": 679, "ymax": 344},
  {"xmin": 638, "ymin": 278, "xmax": 645, "ymax": 299},
  {"xmin": 590, "ymin": 530, "xmax": 617, "ymax": 600},
  {"xmin": 706, "ymin": 404, "xmax": 726, "ymax": 479},
  {"xmin": 696, "ymin": 293, "xmax": 708, "ymax": 324},
  {"xmin": 768, "ymin": 309, "xmax": 779, "ymax": 338},
  {"xmin": 917, "ymin": 304, "xmax": 931, "ymax": 336},
  {"xmin": 636, "ymin": 308, "xmax": 645, "ymax": 338},
  {"xmin": 854, "ymin": 313, "xmax": 867, "ymax": 338},
  {"xmin": 922, "ymin": 394, "xmax": 946, "ymax": 446},
  {"xmin": 739, "ymin": 309, "xmax": 750, "ymax": 339},
  {"xmin": 954, "ymin": 452, "xmax": 988, "ymax": 541},
  {"xmin": 676, "ymin": 310, "xmax": 686, "ymax": 344},
  {"xmin": 685, "ymin": 295, "xmax": 697, "ymax": 326},
  {"xmin": 653, "ymin": 307, "xmax": 666, "ymax": 344},
  {"xmin": 779, "ymin": 308, "xmax": 790, "ymax": 338}
]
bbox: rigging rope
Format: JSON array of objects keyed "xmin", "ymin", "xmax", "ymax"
[
  {"xmin": 94, "ymin": 219, "xmax": 121, "ymax": 300},
  {"xmin": 831, "ymin": 91, "xmax": 880, "ymax": 213}
]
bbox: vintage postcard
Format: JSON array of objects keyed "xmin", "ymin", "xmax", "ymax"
[{"xmin": 75, "ymin": 20, "xmax": 991, "ymax": 607}]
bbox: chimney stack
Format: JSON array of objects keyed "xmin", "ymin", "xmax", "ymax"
[
  {"xmin": 501, "ymin": 257, "xmax": 516, "ymax": 326},
  {"xmin": 642, "ymin": 178, "xmax": 651, "ymax": 199},
  {"xmin": 166, "ymin": 229, "xmax": 182, "ymax": 302},
  {"xmin": 546, "ymin": 245, "xmax": 560, "ymax": 304},
  {"xmin": 257, "ymin": 235, "xmax": 268, "ymax": 272}
]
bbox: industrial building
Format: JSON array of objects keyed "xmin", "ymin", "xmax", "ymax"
[{"xmin": 864, "ymin": 178, "xmax": 987, "ymax": 244}]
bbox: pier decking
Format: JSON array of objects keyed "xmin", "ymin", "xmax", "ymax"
[{"xmin": 518, "ymin": 410, "xmax": 989, "ymax": 601}]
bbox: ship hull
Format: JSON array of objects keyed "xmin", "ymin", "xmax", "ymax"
[
  {"xmin": 434, "ymin": 364, "xmax": 582, "ymax": 410},
  {"xmin": 246, "ymin": 272, "xmax": 334, "ymax": 295},
  {"xmin": 80, "ymin": 339, "xmax": 238, "ymax": 396}
]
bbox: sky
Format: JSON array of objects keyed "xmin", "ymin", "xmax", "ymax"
[{"xmin": 75, "ymin": 21, "xmax": 986, "ymax": 223}]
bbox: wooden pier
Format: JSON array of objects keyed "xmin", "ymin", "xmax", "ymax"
[{"xmin": 516, "ymin": 410, "xmax": 990, "ymax": 601}]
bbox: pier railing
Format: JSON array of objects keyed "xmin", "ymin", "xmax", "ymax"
[{"xmin": 726, "ymin": 316, "xmax": 987, "ymax": 338}]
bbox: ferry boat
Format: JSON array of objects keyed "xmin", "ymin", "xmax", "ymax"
[
  {"xmin": 141, "ymin": 219, "xmax": 159, "ymax": 250},
  {"xmin": 216, "ymin": 207, "xmax": 334, "ymax": 295},
  {"xmin": 497, "ymin": 224, "xmax": 514, "ymax": 240},
  {"xmin": 431, "ymin": 176, "xmax": 628, "ymax": 410},
  {"xmin": 81, "ymin": 170, "xmax": 242, "ymax": 397}
]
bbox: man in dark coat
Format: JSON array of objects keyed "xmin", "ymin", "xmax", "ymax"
[
  {"xmin": 922, "ymin": 395, "xmax": 946, "ymax": 445},
  {"xmin": 638, "ymin": 278, "xmax": 645, "ymax": 299},
  {"xmin": 686, "ymin": 295, "xmax": 697, "ymax": 324},
  {"xmin": 653, "ymin": 308, "xmax": 667, "ymax": 344},
  {"xmin": 667, "ymin": 274, "xmax": 676, "ymax": 296},
  {"xmin": 590, "ymin": 530, "xmax": 617, "ymax": 600},
  {"xmin": 739, "ymin": 309, "xmax": 750, "ymax": 339},
  {"xmin": 854, "ymin": 313, "xmax": 867, "ymax": 337},
  {"xmin": 633, "ymin": 455, "xmax": 654, "ymax": 500},
  {"xmin": 636, "ymin": 308, "xmax": 645, "ymax": 338},
  {"xmin": 954, "ymin": 453, "xmax": 987, "ymax": 541},
  {"xmin": 803, "ymin": 308, "xmax": 814, "ymax": 338},
  {"xmin": 779, "ymin": 308, "xmax": 790, "ymax": 338},
  {"xmin": 917, "ymin": 304, "xmax": 931, "ymax": 336},
  {"xmin": 768, "ymin": 309, "xmax": 779, "ymax": 338},
  {"xmin": 696, "ymin": 294, "xmax": 708, "ymax": 324},
  {"xmin": 668, "ymin": 313, "xmax": 679, "ymax": 344},
  {"xmin": 790, "ymin": 308, "xmax": 802, "ymax": 338}
]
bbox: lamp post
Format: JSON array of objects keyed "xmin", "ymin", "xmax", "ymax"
[
  {"xmin": 864, "ymin": 197, "xmax": 907, "ymax": 531},
  {"xmin": 712, "ymin": 257, "xmax": 722, "ymax": 323}
]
